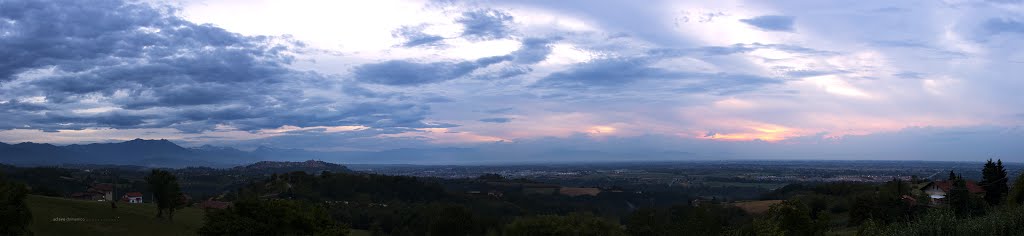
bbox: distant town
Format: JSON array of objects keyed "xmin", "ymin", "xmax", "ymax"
[{"xmin": 351, "ymin": 160, "xmax": 1018, "ymax": 190}]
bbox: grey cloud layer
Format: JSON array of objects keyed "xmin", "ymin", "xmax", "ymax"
[
  {"xmin": 392, "ymin": 24, "xmax": 446, "ymax": 47},
  {"xmin": 5, "ymin": 0, "xmax": 1024, "ymax": 162},
  {"xmin": 740, "ymin": 15, "xmax": 795, "ymax": 32},
  {"xmin": 532, "ymin": 56, "xmax": 781, "ymax": 95},
  {"xmin": 0, "ymin": 0, "xmax": 437, "ymax": 132},
  {"xmin": 354, "ymin": 37, "xmax": 554, "ymax": 85},
  {"xmin": 457, "ymin": 9, "xmax": 516, "ymax": 40}
]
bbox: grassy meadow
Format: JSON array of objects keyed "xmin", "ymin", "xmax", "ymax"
[{"xmin": 25, "ymin": 195, "xmax": 205, "ymax": 236}]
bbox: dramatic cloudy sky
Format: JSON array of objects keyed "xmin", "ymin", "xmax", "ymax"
[{"xmin": 2, "ymin": 0, "xmax": 1024, "ymax": 162}]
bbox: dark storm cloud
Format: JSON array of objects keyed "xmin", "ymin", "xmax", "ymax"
[
  {"xmin": 740, "ymin": 15, "xmax": 796, "ymax": 32},
  {"xmin": 457, "ymin": 9, "xmax": 515, "ymax": 40},
  {"xmin": 355, "ymin": 37, "xmax": 553, "ymax": 85},
  {"xmin": 0, "ymin": 0, "xmax": 435, "ymax": 132},
  {"xmin": 474, "ymin": 66, "xmax": 532, "ymax": 80},
  {"xmin": 510, "ymin": 38, "xmax": 555, "ymax": 63},
  {"xmin": 479, "ymin": 117, "xmax": 512, "ymax": 123},
  {"xmin": 353, "ymin": 55, "xmax": 511, "ymax": 85},
  {"xmin": 0, "ymin": 100, "xmax": 47, "ymax": 112},
  {"xmin": 392, "ymin": 24, "xmax": 446, "ymax": 47}
]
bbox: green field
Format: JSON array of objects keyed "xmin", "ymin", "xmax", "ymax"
[{"xmin": 25, "ymin": 195, "xmax": 206, "ymax": 236}]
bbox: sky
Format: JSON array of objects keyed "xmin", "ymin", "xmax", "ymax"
[{"xmin": 1, "ymin": 0, "xmax": 1024, "ymax": 162}]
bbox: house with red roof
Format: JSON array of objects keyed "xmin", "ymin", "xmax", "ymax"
[
  {"xmin": 122, "ymin": 192, "xmax": 143, "ymax": 203},
  {"xmin": 71, "ymin": 183, "xmax": 114, "ymax": 201},
  {"xmin": 920, "ymin": 180, "xmax": 985, "ymax": 204}
]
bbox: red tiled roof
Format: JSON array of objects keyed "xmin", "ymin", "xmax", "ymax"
[
  {"xmin": 926, "ymin": 180, "xmax": 986, "ymax": 194},
  {"xmin": 124, "ymin": 192, "xmax": 144, "ymax": 197}
]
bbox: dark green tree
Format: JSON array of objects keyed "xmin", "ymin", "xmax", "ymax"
[
  {"xmin": 625, "ymin": 208, "xmax": 669, "ymax": 236},
  {"xmin": 980, "ymin": 159, "xmax": 1009, "ymax": 205},
  {"xmin": 1008, "ymin": 172, "xmax": 1024, "ymax": 206},
  {"xmin": 427, "ymin": 205, "xmax": 476, "ymax": 236},
  {"xmin": 198, "ymin": 199, "xmax": 349, "ymax": 235},
  {"xmin": 949, "ymin": 170, "xmax": 957, "ymax": 180},
  {"xmin": 145, "ymin": 169, "xmax": 186, "ymax": 221},
  {"xmin": 625, "ymin": 204, "xmax": 750, "ymax": 236},
  {"xmin": 947, "ymin": 178, "xmax": 986, "ymax": 217},
  {"xmin": 848, "ymin": 179, "xmax": 919, "ymax": 226},
  {"xmin": 753, "ymin": 200, "xmax": 828, "ymax": 236},
  {"xmin": 504, "ymin": 213, "xmax": 626, "ymax": 236},
  {"xmin": 0, "ymin": 174, "xmax": 32, "ymax": 235},
  {"xmin": 947, "ymin": 178, "xmax": 970, "ymax": 216}
]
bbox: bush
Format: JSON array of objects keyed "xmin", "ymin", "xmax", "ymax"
[
  {"xmin": 504, "ymin": 213, "xmax": 626, "ymax": 236},
  {"xmin": 859, "ymin": 206, "xmax": 1024, "ymax": 235},
  {"xmin": 198, "ymin": 199, "xmax": 349, "ymax": 236},
  {"xmin": 0, "ymin": 174, "xmax": 32, "ymax": 235}
]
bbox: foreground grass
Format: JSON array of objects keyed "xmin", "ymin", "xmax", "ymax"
[
  {"xmin": 860, "ymin": 205, "xmax": 1024, "ymax": 236},
  {"xmin": 26, "ymin": 195, "xmax": 205, "ymax": 236}
]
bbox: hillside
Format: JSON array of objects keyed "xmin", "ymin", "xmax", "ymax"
[
  {"xmin": 232, "ymin": 160, "xmax": 352, "ymax": 174},
  {"xmin": 0, "ymin": 139, "xmax": 243, "ymax": 167},
  {"xmin": 25, "ymin": 195, "xmax": 206, "ymax": 236}
]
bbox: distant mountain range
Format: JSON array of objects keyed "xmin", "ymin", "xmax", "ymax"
[
  {"xmin": 0, "ymin": 139, "xmax": 699, "ymax": 168},
  {"xmin": 0, "ymin": 139, "xmax": 488, "ymax": 167}
]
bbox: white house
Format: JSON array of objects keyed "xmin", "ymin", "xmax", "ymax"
[
  {"xmin": 122, "ymin": 192, "xmax": 143, "ymax": 203},
  {"xmin": 919, "ymin": 180, "xmax": 985, "ymax": 204}
]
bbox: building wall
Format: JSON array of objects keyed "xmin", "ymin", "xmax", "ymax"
[{"xmin": 924, "ymin": 185, "xmax": 946, "ymax": 199}]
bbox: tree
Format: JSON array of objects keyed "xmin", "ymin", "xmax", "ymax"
[
  {"xmin": 0, "ymin": 174, "xmax": 32, "ymax": 235},
  {"xmin": 946, "ymin": 178, "xmax": 986, "ymax": 217},
  {"xmin": 426, "ymin": 204, "xmax": 477, "ymax": 236},
  {"xmin": 949, "ymin": 170, "xmax": 957, "ymax": 180},
  {"xmin": 504, "ymin": 213, "xmax": 626, "ymax": 236},
  {"xmin": 947, "ymin": 178, "xmax": 970, "ymax": 216},
  {"xmin": 625, "ymin": 204, "xmax": 750, "ymax": 236},
  {"xmin": 1008, "ymin": 172, "xmax": 1024, "ymax": 206},
  {"xmin": 753, "ymin": 200, "xmax": 828, "ymax": 236},
  {"xmin": 848, "ymin": 179, "xmax": 919, "ymax": 226},
  {"xmin": 111, "ymin": 171, "xmax": 117, "ymax": 209},
  {"xmin": 981, "ymin": 159, "xmax": 1009, "ymax": 206},
  {"xmin": 199, "ymin": 199, "xmax": 349, "ymax": 235},
  {"xmin": 145, "ymin": 169, "xmax": 186, "ymax": 221}
]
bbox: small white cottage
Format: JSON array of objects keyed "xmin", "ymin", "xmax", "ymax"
[{"xmin": 122, "ymin": 192, "xmax": 143, "ymax": 203}]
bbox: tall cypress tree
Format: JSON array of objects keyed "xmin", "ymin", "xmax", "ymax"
[
  {"xmin": 948, "ymin": 178, "xmax": 972, "ymax": 217},
  {"xmin": 949, "ymin": 170, "xmax": 957, "ymax": 180},
  {"xmin": 981, "ymin": 159, "xmax": 1009, "ymax": 205}
]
